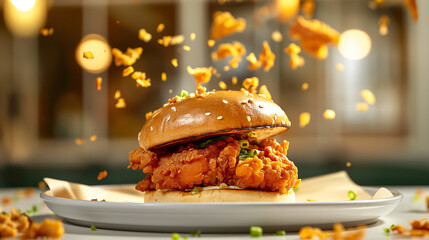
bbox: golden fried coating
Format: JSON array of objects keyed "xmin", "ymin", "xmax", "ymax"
[{"xmin": 129, "ymin": 137, "xmax": 300, "ymax": 193}]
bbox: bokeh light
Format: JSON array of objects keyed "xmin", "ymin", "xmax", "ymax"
[
  {"xmin": 10, "ymin": 0, "xmax": 36, "ymax": 11},
  {"xmin": 338, "ymin": 29, "xmax": 372, "ymax": 60},
  {"xmin": 75, "ymin": 34, "xmax": 112, "ymax": 74},
  {"xmin": 3, "ymin": 0, "xmax": 46, "ymax": 37}
]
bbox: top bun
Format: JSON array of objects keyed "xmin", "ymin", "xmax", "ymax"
[{"xmin": 139, "ymin": 90, "xmax": 290, "ymax": 150}]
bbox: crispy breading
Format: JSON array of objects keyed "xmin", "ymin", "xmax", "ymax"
[{"xmin": 129, "ymin": 137, "xmax": 300, "ymax": 193}]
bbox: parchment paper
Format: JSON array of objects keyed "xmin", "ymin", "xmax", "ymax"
[{"xmin": 44, "ymin": 171, "xmax": 392, "ymax": 203}]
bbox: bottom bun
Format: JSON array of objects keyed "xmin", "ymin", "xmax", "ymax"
[{"xmin": 143, "ymin": 189, "xmax": 295, "ymax": 203}]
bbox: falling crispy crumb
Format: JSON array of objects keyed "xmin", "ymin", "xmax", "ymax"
[
  {"xmin": 96, "ymin": 77, "xmax": 102, "ymax": 91},
  {"xmin": 123, "ymin": 66, "xmax": 134, "ymax": 77},
  {"xmin": 21, "ymin": 218, "xmax": 64, "ymax": 239},
  {"xmin": 115, "ymin": 98, "xmax": 126, "ymax": 108},
  {"xmin": 271, "ymin": 31, "xmax": 283, "ymax": 42},
  {"xmin": 285, "ymin": 43, "xmax": 304, "ymax": 69},
  {"xmin": 131, "ymin": 71, "xmax": 145, "ymax": 80},
  {"xmin": 391, "ymin": 219, "xmax": 429, "ymax": 237},
  {"xmin": 138, "ymin": 29, "xmax": 152, "ymax": 42},
  {"xmin": 190, "ymin": 33, "xmax": 196, "ymax": 40},
  {"xmin": 302, "ymin": 83, "xmax": 309, "ymax": 90},
  {"xmin": 335, "ymin": 63, "xmax": 344, "ymax": 71},
  {"xmin": 38, "ymin": 181, "xmax": 47, "ymax": 189},
  {"xmin": 169, "ymin": 89, "xmax": 173, "ymax": 94},
  {"xmin": 232, "ymin": 76, "xmax": 238, "ymax": 85},
  {"xmin": 131, "ymin": 72, "xmax": 151, "ymax": 88},
  {"xmin": 83, "ymin": 51, "xmax": 94, "ymax": 59},
  {"xmin": 212, "ymin": 41, "xmax": 246, "ymax": 69},
  {"xmin": 40, "ymin": 27, "xmax": 54, "ymax": 36},
  {"xmin": 145, "ymin": 112, "xmax": 153, "ymax": 120},
  {"xmin": 114, "ymin": 90, "xmax": 121, "ymax": 99},
  {"xmin": 136, "ymin": 78, "xmax": 151, "ymax": 88},
  {"xmin": 161, "ymin": 72, "xmax": 167, "ymax": 81},
  {"xmin": 299, "ymin": 223, "xmax": 366, "ymax": 240},
  {"xmin": 259, "ymin": 85, "xmax": 272, "ymax": 100},
  {"xmin": 361, "ymin": 89, "xmax": 376, "ymax": 105},
  {"xmin": 112, "ymin": 47, "xmax": 143, "ymax": 66},
  {"xmin": 242, "ymin": 77, "xmax": 259, "ymax": 91},
  {"xmin": 171, "ymin": 58, "xmax": 178, "ymax": 67},
  {"xmin": 356, "ymin": 102, "xmax": 369, "ymax": 112},
  {"xmin": 219, "ymin": 81, "xmax": 227, "ymax": 90},
  {"xmin": 187, "ymin": 66, "xmax": 213, "ymax": 85},
  {"xmin": 97, "ymin": 170, "xmax": 107, "ymax": 180},
  {"xmin": 183, "ymin": 45, "xmax": 191, "ymax": 51},
  {"xmin": 323, "ymin": 109, "xmax": 336, "ymax": 120},
  {"xmin": 260, "ymin": 41, "xmax": 275, "ymax": 71},
  {"xmin": 157, "ymin": 23, "xmax": 165, "ymax": 33},
  {"xmin": 403, "ymin": 0, "xmax": 418, "ymax": 21},
  {"xmin": 346, "ymin": 162, "xmax": 351, "ymax": 167},
  {"xmin": 302, "ymin": 0, "xmax": 315, "ymax": 19},
  {"xmin": 75, "ymin": 138, "xmax": 85, "ymax": 145},
  {"xmin": 210, "ymin": 11, "xmax": 246, "ymax": 40},
  {"xmin": 289, "ymin": 16, "xmax": 340, "ymax": 59},
  {"xmin": 223, "ymin": 66, "xmax": 230, "ymax": 72},
  {"xmin": 208, "ymin": 39, "xmax": 216, "ymax": 48},
  {"xmin": 246, "ymin": 52, "xmax": 261, "ymax": 70},
  {"xmin": 379, "ymin": 15, "xmax": 390, "ymax": 36},
  {"xmin": 299, "ymin": 112, "xmax": 311, "ymax": 128},
  {"xmin": 90, "ymin": 135, "xmax": 97, "ymax": 142},
  {"xmin": 2, "ymin": 196, "xmax": 12, "ymax": 205},
  {"xmin": 158, "ymin": 35, "xmax": 185, "ymax": 47}
]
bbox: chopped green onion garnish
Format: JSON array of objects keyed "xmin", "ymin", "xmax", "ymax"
[
  {"xmin": 179, "ymin": 90, "xmax": 189, "ymax": 98},
  {"xmin": 190, "ymin": 230, "xmax": 201, "ymax": 237},
  {"xmin": 390, "ymin": 224, "xmax": 396, "ymax": 230},
  {"xmin": 384, "ymin": 228, "xmax": 390, "ymax": 233},
  {"xmin": 192, "ymin": 188, "xmax": 199, "ymax": 194},
  {"xmin": 171, "ymin": 233, "xmax": 181, "ymax": 240},
  {"xmin": 250, "ymin": 226, "xmax": 263, "ymax": 238},
  {"xmin": 197, "ymin": 136, "xmax": 227, "ymax": 148},
  {"xmin": 250, "ymin": 149, "xmax": 259, "ymax": 157},
  {"xmin": 276, "ymin": 230, "xmax": 286, "ymax": 236},
  {"xmin": 348, "ymin": 190, "xmax": 357, "ymax": 200},
  {"xmin": 239, "ymin": 140, "xmax": 250, "ymax": 149},
  {"xmin": 32, "ymin": 205, "xmax": 38, "ymax": 213},
  {"xmin": 90, "ymin": 225, "xmax": 96, "ymax": 231},
  {"xmin": 183, "ymin": 237, "xmax": 188, "ymax": 240},
  {"xmin": 240, "ymin": 131, "xmax": 255, "ymax": 138}
]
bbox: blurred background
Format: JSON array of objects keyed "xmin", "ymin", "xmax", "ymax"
[{"xmin": 0, "ymin": 0, "xmax": 428, "ymax": 187}]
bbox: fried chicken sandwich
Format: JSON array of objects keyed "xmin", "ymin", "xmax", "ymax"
[{"xmin": 128, "ymin": 86, "xmax": 300, "ymax": 202}]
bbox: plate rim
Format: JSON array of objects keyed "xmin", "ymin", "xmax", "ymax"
[{"xmin": 40, "ymin": 186, "xmax": 403, "ymax": 207}]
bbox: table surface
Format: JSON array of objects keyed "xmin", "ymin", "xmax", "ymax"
[{"xmin": 1, "ymin": 186, "xmax": 428, "ymax": 240}]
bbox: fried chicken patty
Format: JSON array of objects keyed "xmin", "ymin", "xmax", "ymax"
[{"xmin": 128, "ymin": 137, "xmax": 300, "ymax": 193}]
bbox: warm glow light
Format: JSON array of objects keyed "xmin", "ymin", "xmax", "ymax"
[
  {"xmin": 75, "ymin": 34, "xmax": 112, "ymax": 74},
  {"xmin": 338, "ymin": 30, "xmax": 372, "ymax": 60},
  {"xmin": 4, "ymin": 0, "xmax": 46, "ymax": 37},
  {"xmin": 276, "ymin": 0, "xmax": 300, "ymax": 23},
  {"xmin": 10, "ymin": 0, "xmax": 36, "ymax": 11}
]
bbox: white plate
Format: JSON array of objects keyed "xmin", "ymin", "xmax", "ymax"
[{"xmin": 40, "ymin": 186, "xmax": 402, "ymax": 233}]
